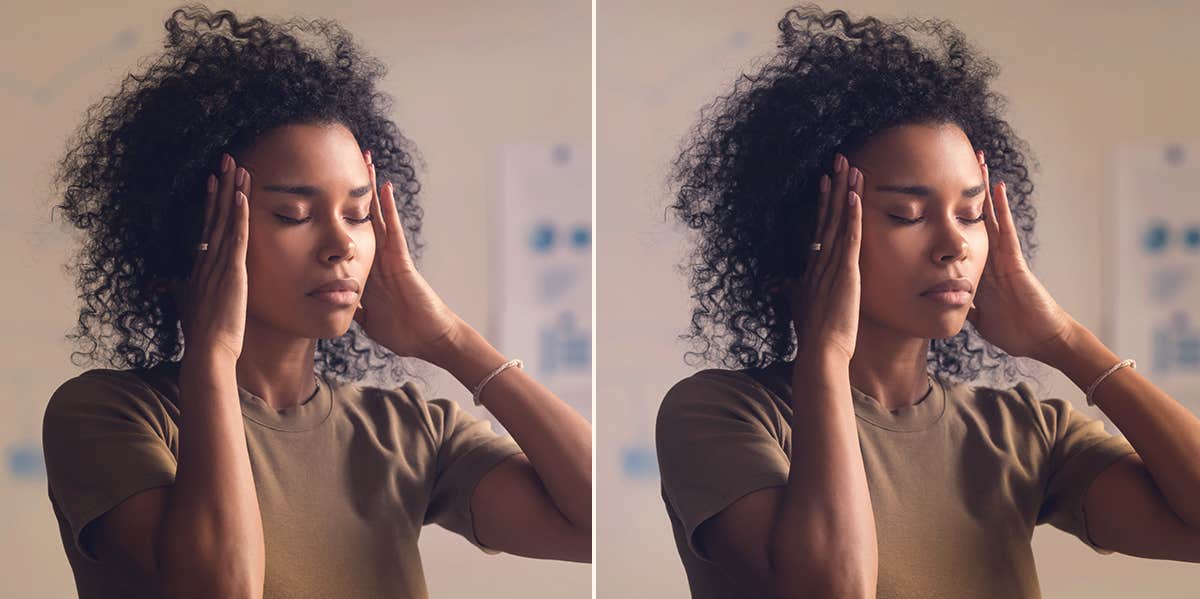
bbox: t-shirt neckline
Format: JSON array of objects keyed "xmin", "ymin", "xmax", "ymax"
[
  {"xmin": 237, "ymin": 374, "xmax": 334, "ymax": 432},
  {"xmin": 849, "ymin": 375, "xmax": 946, "ymax": 432}
]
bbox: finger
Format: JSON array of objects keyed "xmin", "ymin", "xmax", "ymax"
[
  {"xmin": 200, "ymin": 154, "xmax": 236, "ymax": 284},
  {"xmin": 980, "ymin": 155, "xmax": 1001, "ymax": 241},
  {"xmin": 230, "ymin": 188, "xmax": 250, "ymax": 273},
  {"xmin": 821, "ymin": 154, "xmax": 848, "ymax": 255},
  {"xmin": 231, "ymin": 170, "xmax": 251, "ymax": 270},
  {"xmin": 835, "ymin": 166, "xmax": 864, "ymax": 272},
  {"xmin": 192, "ymin": 174, "xmax": 219, "ymax": 275},
  {"xmin": 365, "ymin": 150, "xmax": 388, "ymax": 240},
  {"xmin": 803, "ymin": 174, "xmax": 832, "ymax": 283},
  {"xmin": 843, "ymin": 189, "xmax": 863, "ymax": 273},
  {"xmin": 842, "ymin": 164, "xmax": 864, "ymax": 238},
  {"xmin": 380, "ymin": 179, "xmax": 413, "ymax": 264},
  {"xmin": 994, "ymin": 180, "xmax": 1025, "ymax": 264},
  {"xmin": 818, "ymin": 159, "xmax": 855, "ymax": 290},
  {"xmin": 214, "ymin": 164, "xmax": 249, "ymax": 278}
]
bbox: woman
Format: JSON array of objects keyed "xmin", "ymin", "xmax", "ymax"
[
  {"xmin": 656, "ymin": 5, "xmax": 1200, "ymax": 598},
  {"xmin": 42, "ymin": 5, "xmax": 590, "ymax": 598}
]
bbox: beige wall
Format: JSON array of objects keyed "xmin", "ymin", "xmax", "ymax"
[
  {"xmin": 598, "ymin": 0, "xmax": 1199, "ymax": 596},
  {"xmin": 1, "ymin": 0, "xmax": 589, "ymax": 596}
]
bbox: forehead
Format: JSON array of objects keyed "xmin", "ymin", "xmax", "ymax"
[
  {"xmin": 244, "ymin": 122, "xmax": 362, "ymax": 172},
  {"xmin": 854, "ymin": 123, "xmax": 977, "ymax": 179}
]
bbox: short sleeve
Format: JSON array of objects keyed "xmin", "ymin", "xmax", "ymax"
[
  {"xmin": 418, "ymin": 393, "xmax": 524, "ymax": 554},
  {"xmin": 42, "ymin": 371, "xmax": 178, "ymax": 562},
  {"xmin": 1020, "ymin": 383, "xmax": 1138, "ymax": 554},
  {"xmin": 655, "ymin": 371, "xmax": 790, "ymax": 562}
]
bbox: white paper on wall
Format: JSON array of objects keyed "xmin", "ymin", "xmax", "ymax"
[
  {"xmin": 1112, "ymin": 143, "xmax": 1200, "ymax": 415},
  {"xmin": 495, "ymin": 143, "xmax": 591, "ymax": 420}
]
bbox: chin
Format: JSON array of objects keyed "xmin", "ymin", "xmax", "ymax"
[{"xmin": 928, "ymin": 314, "xmax": 969, "ymax": 340}]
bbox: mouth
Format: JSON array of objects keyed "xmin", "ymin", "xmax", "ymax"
[
  {"xmin": 919, "ymin": 290, "xmax": 972, "ymax": 306},
  {"xmin": 306, "ymin": 289, "xmax": 359, "ymax": 306}
]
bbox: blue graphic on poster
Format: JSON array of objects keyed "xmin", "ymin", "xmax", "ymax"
[
  {"xmin": 496, "ymin": 144, "xmax": 591, "ymax": 420},
  {"xmin": 1112, "ymin": 143, "xmax": 1200, "ymax": 417}
]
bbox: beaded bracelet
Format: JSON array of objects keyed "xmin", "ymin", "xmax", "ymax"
[
  {"xmin": 472, "ymin": 358, "xmax": 523, "ymax": 406},
  {"xmin": 1085, "ymin": 359, "xmax": 1135, "ymax": 407}
]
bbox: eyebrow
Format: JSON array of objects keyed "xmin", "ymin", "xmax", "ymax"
[
  {"xmin": 260, "ymin": 183, "xmax": 372, "ymax": 199},
  {"xmin": 874, "ymin": 183, "xmax": 986, "ymax": 199}
]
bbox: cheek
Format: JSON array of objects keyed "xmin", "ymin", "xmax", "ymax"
[
  {"xmin": 858, "ymin": 224, "xmax": 922, "ymax": 296},
  {"xmin": 969, "ymin": 227, "xmax": 989, "ymax": 277},
  {"xmin": 244, "ymin": 225, "xmax": 307, "ymax": 289}
]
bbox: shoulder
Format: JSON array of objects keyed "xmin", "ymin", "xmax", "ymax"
[
  {"xmin": 337, "ymin": 379, "xmax": 444, "ymax": 446},
  {"xmin": 657, "ymin": 368, "xmax": 786, "ymax": 440},
  {"xmin": 45, "ymin": 366, "xmax": 172, "ymax": 424},
  {"xmin": 947, "ymin": 378, "xmax": 1056, "ymax": 451},
  {"xmin": 660, "ymin": 368, "xmax": 779, "ymax": 415}
]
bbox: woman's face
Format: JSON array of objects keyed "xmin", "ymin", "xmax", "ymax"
[
  {"xmin": 852, "ymin": 122, "xmax": 988, "ymax": 340},
  {"xmin": 239, "ymin": 122, "xmax": 376, "ymax": 339}
]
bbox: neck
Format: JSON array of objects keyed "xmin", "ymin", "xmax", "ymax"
[
  {"xmin": 848, "ymin": 316, "xmax": 933, "ymax": 411},
  {"xmin": 235, "ymin": 316, "xmax": 320, "ymax": 411}
]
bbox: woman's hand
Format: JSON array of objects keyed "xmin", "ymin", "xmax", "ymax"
[
  {"xmin": 173, "ymin": 153, "xmax": 251, "ymax": 363},
  {"xmin": 965, "ymin": 151, "xmax": 1077, "ymax": 362},
  {"xmin": 353, "ymin": 150, "xmax": 464, "ymax": 364},
  {"xmin": 785, "ymin": 153, "xmax": 864, "ymax": 364}
]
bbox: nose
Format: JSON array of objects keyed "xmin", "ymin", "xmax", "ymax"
[
  {"xmin": 320, "ymin": 224, "xmax": 358, "ymax": 264},
  {"xmin": 930, "ymin": 218, "xmax": 970, "ymax": 264}
]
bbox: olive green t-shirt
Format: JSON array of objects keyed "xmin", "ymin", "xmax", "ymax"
[
  {"xmin": 42, "ymin": 360, "xmax": 523, "ymax": 599},
  {"xmin": 655, "ymin": 363, "xmax": 1138, "ymax": 599}
]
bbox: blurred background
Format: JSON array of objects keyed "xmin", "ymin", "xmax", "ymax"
[
  {"xmin": 1, "ymin": 0, "xmax": 590, "ymax": 596},
  {"xmin": 598, "ymin": 0, "xmax": 1199, "ymax": 596}
]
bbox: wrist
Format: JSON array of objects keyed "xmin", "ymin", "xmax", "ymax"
[
  {"xmin": 420, "ymin": 319, "xmax": 507, "ymax": 389},
  {"xmin": 1038, "ymin": 321, "xmax": 1121, "ymax": 392}
]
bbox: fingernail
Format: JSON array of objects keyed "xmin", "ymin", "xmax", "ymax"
[
  {"xmin": 849, "ymin": 190, "xmax": 858, "ymax": 206},
  {"xmin": 236, "ymin": 191, "xmax": 245, "ymax": 206},
  {"xmin": 236, "ymin": 167, "xmax": 245, "ymax": 186},
  {"xmin": 835, "ymin": 154, "xmax": 845, "ymax": 173},
  {"xmin": 849, "ymin": 167, "xmax": 859, "ymax": 186},
  {"xmin": 206, "ymin": 174, "xmax": 216, "ymax": 193},
  {"xmin": 365, "ymin": 150, "xmax": 372, "ymax": 165},
  {"xmin": 222, "ymin": 154, "xmax": 233, "ymax": 173}
]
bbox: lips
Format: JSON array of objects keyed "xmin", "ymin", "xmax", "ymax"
[
  {"xmin": 921, "ymin": 278, "xmax": 973, "ymax": 295},
  {"xmin": 309, "ymin": 278, "xmax": 360, "ymax": 294}
]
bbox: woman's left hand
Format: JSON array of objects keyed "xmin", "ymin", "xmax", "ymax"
[
  {"xmin": 353, "ymin": 150, "xmax": 463, "ymax": 362},
  {"xmin": 965, "ymin": 151, "xmax": 1078, "ymax": 362}
]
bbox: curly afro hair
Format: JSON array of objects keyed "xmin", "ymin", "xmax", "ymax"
[
  {"xmin": 50, "ymin": 4, "xmax": 424, "ymax": 385},
  {"xmin": 670, "ymin": 4, "xmax": 1048, "ymax": 387}
]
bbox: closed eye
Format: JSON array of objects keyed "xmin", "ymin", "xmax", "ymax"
[
  {"xmin": 275, "ymin": 214, "xmax": 373, "ymax": 225},
  {"xmin": 889, "ymin": 214, "xmax": 986, "ymax": 225}
]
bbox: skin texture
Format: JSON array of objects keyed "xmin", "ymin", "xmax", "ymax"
[
  {"xmin": 233, "ymin": 122, "xmax": 378, "ymax": 409},
  {"xmin": 847, "ymin": 122, "xmax": 989, "ymax": 410}
]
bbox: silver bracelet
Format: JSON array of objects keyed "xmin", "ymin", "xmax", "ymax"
[
  {"xmin": 472, "ymin": 358, "xmax": 523, "ymax": 406},
  {"xmin": 1085, "ymin": 359, "xmax": 1135, "ymax": 407}
]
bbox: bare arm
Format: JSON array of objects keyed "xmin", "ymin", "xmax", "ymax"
[
  {"xmin": 156, "ymin": 351, "xmax": 265, "ymax": 597},
  {"xmin": 426, "ymin": 322, "xmax": 591, "ymax": 562},
  {"xmin": 93, "ymin": 352, "xmax": 265, "ymax": 598},
  {"xmin": 1041, "ymin": 322, "xmax": 1200, "ymax": 560},
  {"xmin": 701, "ymin": 354, "xmax": 877, "ymax": 599},
  {"xmin": 92, "ymin": 159, "xmax": 264, "ymax": 596}
]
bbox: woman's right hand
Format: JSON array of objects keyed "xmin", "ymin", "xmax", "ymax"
[
  {"xmin": 172, "ymin": 153, "xmax": 251, "ymax": 363},
  {"xmin": 784, "ymin": 153, "xmax": 864, "ymax": 363}
]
